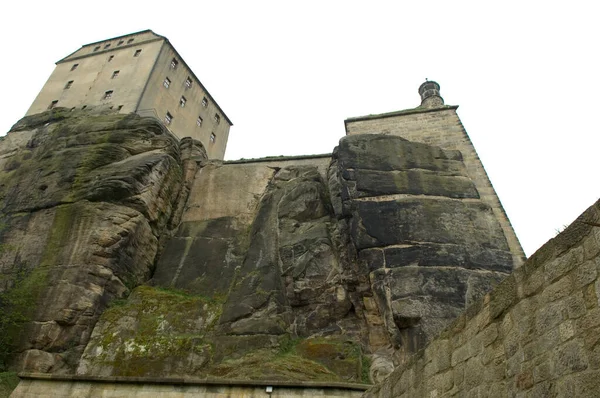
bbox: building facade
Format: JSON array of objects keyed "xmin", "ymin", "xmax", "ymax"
[
  {"xmin": 344, "ymin": 81, "xmax": 526, "ymax": 267},
  {"xmin": 26, "ymin": 30, "xmax": 232, "ymax": 159}
]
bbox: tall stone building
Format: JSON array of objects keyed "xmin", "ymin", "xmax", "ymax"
[
  {"xmin": 26, "ymin": 30, "xmax": 232, "ymax": 159},
  {"xmin": 345, "ymin": 81, "xmax": 526, "ymax": 266}
]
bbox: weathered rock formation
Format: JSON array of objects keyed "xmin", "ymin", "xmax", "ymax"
[
  {"xmin": 0, "ymin": 109, "xmax": 197, "ymax": 373},
  {"xmin": 0, "ymin": 109, "xmax": 516, "ymax": 391}
]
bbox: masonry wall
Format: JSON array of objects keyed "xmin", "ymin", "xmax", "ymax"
[
  {"xmin": 138, "ymin": 44, "xmax": 231, "ymax": 160},
  {"xmin": 345, "ymin": 107, "xmax": 525, "ymax": 267},
  {"xmin": 363, "ymin": 199, "xmax": 600, "ymax": 398},
  {"xmin": 11, "ymin": 376, "xmax": 366, "ymax": 398},
  {"xmin": 26, "ymin": 34, "xmax": 162, "ymax": 116}
]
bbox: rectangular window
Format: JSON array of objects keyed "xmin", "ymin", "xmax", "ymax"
[
  {"xmin": 185, "ymin": 77, "xmax": 192, "ymax": 88},
  {"xmin": 196, "ymin": 116, "xmax": 203, "ymax": 127},
  {"xmin": 108, "ymin": 55, "xmax": 114, "ymax": 62},
  {"xmin": 180, "ymin": 96, "xmax": 187, "ymax": 108},
  {"xmin": 214, "ymin": 114, "xmax": 221, "ymax": 124},
  {"xmin": 103, "ymin": 90, "xmax": 113, "ymax": 100},
  {"xmin": 64, "ymin": 80, "xmax": 73, "ymax": 89},
  {"xmin": 127, "ymin": 38, "xmax": 134, "ymax": 44},
  {"xmin": 165, "ymin": 112, "xmax": 173, "ymax": 125},
  {"xmin": 163, "ymin": 77, "xmax": 171, "ymax": 89},
  {"xmin": 93, "ymin": 46, "xmax": 100, "ymax": 52},
  {"xmin": 210, "ymin": 132, "xmax": 216, "ymax": 143},
  {"xmin": 117, "ymin": 105, "xmax": 123, "ymax": 111},
  {"xmin": 134, "ymin": 49, "xmax": 142, "ymax": 57},
  {"xmin": 170, "ymin": 58, "xmax": 179, "ymax": 69},
  {"xmin": 48, "ymin": 100, "xmax": 58, "ymax": 109},
  {"xmin": 104, "ymin": 44, "xmax": 111, "ymax": 49},
  {"xmin": 202, "ymin": 97, "xmax": 208, "ymax": 107},
  {"xmin": 112, "ymin": 70, "xmax": 120, "ymax": 79},
  {"xmin": 117, "ymin": 40, "xmax": 124, "ymax": 46},
  {"xmin": 70, "ymin": 63, "xmax": 79, "ymax": 71}
]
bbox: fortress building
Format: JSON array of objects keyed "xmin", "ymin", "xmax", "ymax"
[
  {"xmin": 26, "ymin": 30, "xmax": 232, "ymax": 159},
  {"xmin": 7, "ymin": 56, "xmax": 598, "ymax": 397}
]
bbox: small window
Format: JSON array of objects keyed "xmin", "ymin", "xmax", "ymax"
[
  {"xmin": 103, "ymin": 90, "xmax": 113, "ymax": 100},
  {"xmin": 185, "ymin": 77, "xmax": 192, "ymax": 88},
  {"xmin": 108, "ymin": 55, "xmax": 114, "ymax": 62},
  {"xmin": 163, "ymin": 77, "xmax": 171, "ymax": 89},
  {"xmin": 104, "ymin": 44, "xmax": 111, "ymax": 49},
  {"xmin": 180, "ymin": 96, "xmax": 187, "ymax": 108},
  {"xmin": 117, "ymin": 40, "xmax": 124, "ymax": 46},
  {"xmin": 93, "ymin": 46, "xmax": 101, "ymax": 52},
  {"xmin": 70, "ymin": 64, "xmax": 79, "ymax": 71},
  {"xmin": 82, "ymin": 105, "xmax": 87, "ymax": 110},
  {"xmin": 127, "ymin": 38, "xmax": 134, "ymax": 44},
  {"xmin": 202, "ymin": 97, "xmax": 208, "ymax": 107},
  {"xmin": 48, "ymin": 100, "xmax": 58, "ymax": 109},
  {"xmin": 210, "ymin": 132, "xmax": 216, "ymax": 143},
  {"xmin": 117, "ymin": 105, "xmax": 123, "ymax": 111},
  {"xmin": 165, "ymin": 112, "xmax": 173, "ymax": 125},
  {"xmin": 196, "ymin": 116, "xmax": 203, "ymax": 127},
  {"xmin": 112, "ymin": 70, "xmax": 120, "ymax": 79},
  {"xmin": 134, "ymin": 49, "xmax": 142, "ymax": 57},
  {"xmin": 64, "ymin": 80, "xmax": 73, "ymax": 89},
  {"xmin": 70, "ymin": 107, "xmax": 76, "ymax": 112},
  {"xmin": 214, "ymin": 114, "xmax": 221, "ymax": 124},
  {"xmin": 170, "ymin": 58, "xmax": 179, "ymax": 69}
]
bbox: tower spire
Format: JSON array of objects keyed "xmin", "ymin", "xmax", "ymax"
[{"xmin": 418, "ymin": 80, "xmax": 444, "ymax": 108}]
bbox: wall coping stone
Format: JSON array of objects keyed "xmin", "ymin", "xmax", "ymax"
[{"xmin": 17, "ymin": 373, "xmax": 370, "ymax": 391}]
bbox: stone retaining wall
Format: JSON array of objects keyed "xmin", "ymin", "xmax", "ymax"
[
  {"xmin": 363, "ymin": 200, "xmax": 600, "ymax": 397},
  {"xmin": 11, "ymin": 374, "xmax": 367, "ymax": 398}
]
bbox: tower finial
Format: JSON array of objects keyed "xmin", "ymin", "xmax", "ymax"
[{"xmin": 418, "ymin": 80, "xmax": 444, "ymax": 108}]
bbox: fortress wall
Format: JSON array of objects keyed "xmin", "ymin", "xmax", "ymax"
[
  {"xmin": 363, "ymin": 199, "xmax": 600, "ymax": 398},
  {"xmin": 345, "ymin": 108, "xmax": 525, "ymax": 267},
  {"xmin": 11, "ymin": 376, "xmax": 366, "ymax": 398}
]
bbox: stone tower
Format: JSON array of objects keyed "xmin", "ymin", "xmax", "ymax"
[
  {"xmin": 344, "ymin": 81, "xmax": 525, "ymax": 266},
  {"xmin": 25, "ymin": 30, "xmax": 232, "ymax": 159}
]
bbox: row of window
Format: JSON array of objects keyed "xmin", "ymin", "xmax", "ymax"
[
  {"xmin": 164, "ymin": 112, "xmax": 217, "ymax": 143},
  {"xmin": 93, "ymin": 37, "xmax": 135, "ymax": 52},
  {"xmin": 69, "ymin": 49, "xmax": 141, "ymax": 72}
]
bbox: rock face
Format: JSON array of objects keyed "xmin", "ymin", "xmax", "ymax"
[
  {"xmin": 78, "ymin": 162, "xmax": 369, "ymax": 382},
  {"xmin": 0, "ymin": 109, "xmax": 200, "ymax": 373},
  {"xmin": 0, "ymin": 111, "xmax": 516, "ymax": 387},
  {"xmin": 331, "ymin": 135, "xmax": 512, "ymax": 364}
]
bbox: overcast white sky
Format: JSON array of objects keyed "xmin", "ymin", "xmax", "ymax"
[{"xmin": 1, "ymin": 1, "xmax": 599, "ymax": 257}]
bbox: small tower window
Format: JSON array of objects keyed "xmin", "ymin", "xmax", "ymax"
[
  {"xmin": 185, "ymin": 77, "xmax": 192, "ymax": 88},
  {"xmin": 202, "ymin": 97, "xmax": 208, "ymax": 107},
  {"xmin": 134, "ymin": 49, "xmax": 142, "ymax": 57},
  {"xmin": 127, "ymin": 38, "xmax": 134, "ymax": 44},
  {"xmin": 108, "ymin": 55, "xmax": 114, "ymax": 62},
  {"xmin": 210, "ymin": 132, "xmax": 216, "ymax": 143},
  {"xmin": 93, "ymin": 46, "xmax": 100, "ymax": 52},
  {"xmin": 117, "ymin": 40, "xmax": 124, "ymax": 46},
  {"xmin": 64, "ymin": 80, "xmax": 73, "ymax": 89},
  {"xmin": 196, "ymin": 116, "xmax": 203, "ymax": 127},
  {"xmin": 48, "ymin": 100, "xmax": 58, "ymax": 109},
  {"xmin": 163, "ymin": 77, "xmax": 171, "ymax": 89},
  {"xmin": 117, "ymin": 105, "xmax": 123, "ymax": 111},
  {"xmin": 170, "ymin": 58, "xmax": 179, "ymax": 69},
  {"xmin": 214, "ymin": 114, "xmax": 221, "ymax": 124},
  {"xmin": 165, "ymin": 112, "xmax": 173, "ymax": 125},
  {"xmin": 104, "ymin": 44, "xmax": 111, "ymax": 49},
  {"xmin": 112, "ymin": 70, "xmax": 120, "ymax": 79},
  {"xmin": 103, "ymin": 90, "xmax": 113, "ymax": 100},
  {"xmin": 180, "ymin": 96, "xmax": 187, "ymax": 108},
  {"xmin": 70, "ymin": 64, "xmax": 79, "ymax": 71}
]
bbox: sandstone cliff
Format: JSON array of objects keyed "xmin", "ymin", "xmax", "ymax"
[{"xmin": 0, "ymin": 110, "xmax": 515, "ymax": 389}]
